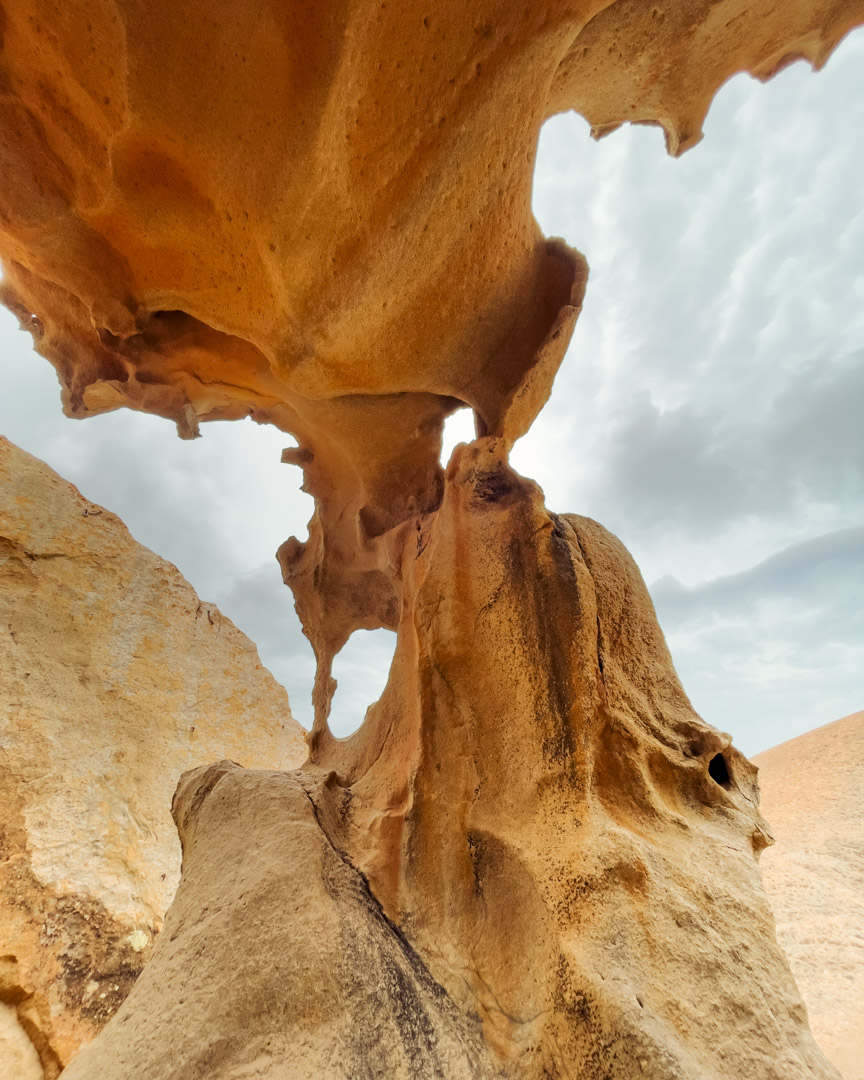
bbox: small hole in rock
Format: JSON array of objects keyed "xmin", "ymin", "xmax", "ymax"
[
  {"xmin": 708, "ymin": 752, "xmax": 731, "ymax": 789},
  {"xmin": 328, "ymin": 628, "xmax": 397, "ymax": 738},
  {"xmin": 440, "ymin": 407, "xmax": 476, "ymax": 467}
]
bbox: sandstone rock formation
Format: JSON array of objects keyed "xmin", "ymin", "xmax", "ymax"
[
  {"xmin": 756, "ymin": 711, "xmax": 864, "ymax": 1080},
  {"xmin": 0, "ymin": 437, "xmax": 307, "ymax": 1076},
  {"xmin": 3, "ymin": 0, "xmax": 863, "ymax": 1076},
  {"xmin": 0, "ymin": 1000, "xmax": 43, "ymax": 1080},
  {"xmin": 1, "ymin": 0, "xmax": 861, "ymax": 744},
  {"xmin": 66, "ymin": 446, "xmax": 837, "ymax": 1080},
  {"xmin": 65, "ymin": 760, "xmax": 502, "ymax": 1080}
]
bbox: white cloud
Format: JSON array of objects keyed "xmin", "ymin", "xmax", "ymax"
[
  {"xmin": 653, "ymin": 525, "xmax": 864, "ymax": 754},
  {"xmin": 328, "ymin": 629, "xmax": 398, "ymax": 739},
  {"xmin": 519, "ymin": 32, "xmax": 864, "ymax": 746}
]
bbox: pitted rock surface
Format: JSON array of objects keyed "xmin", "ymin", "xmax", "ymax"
[
  {"xmin": 0, "ymin": 0, "xmax": 860, "ymax": 736},
  {"xmin": 2, "ymin": 1, "xmax": 863, "ymax": 1076},
  {"xmin": 0, "ymin": 437, "xmax": 307, "ymax": 1072}
]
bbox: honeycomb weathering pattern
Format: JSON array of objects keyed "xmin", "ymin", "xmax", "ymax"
[
  {"xmin": 1, "ymin": 1, "xmax": 862, "ymax": 1076},
  {"xmin": 1, "ymin": 0, "xmax": 861, "ymax": 729}
]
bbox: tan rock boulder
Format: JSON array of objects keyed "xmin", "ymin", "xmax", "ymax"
[
  {"xmin": 755, "ymin": 711, "xmax": 864, "ymax": 1080},
  {"xmin": 65, "ymin": 444, "xmax": 838, "ymax": 1080},
  {"xmin": 0, "ymin": 999, "xmax": 43, "ymax": 1080},
  {"xmin": 64, "ymin": 760, "xmax": 500, "ymax": 1080},
  {"xmin": 0, "ymin": 436, "xmax": 307, "ymax": 1075}
]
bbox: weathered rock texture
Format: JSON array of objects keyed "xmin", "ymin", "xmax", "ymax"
[
  {"xmin": 1, "ymin": 0, "xmax": 862, "ymax": 741},
  {"xmin": 0, "ymin": 999, "xmax": 43, "ymax": 1080},
  {"xmin": 3, "ymin": 0, "xmax": 863, "ymax": 1076},
  {"xmin": 65, "ymin": 760, "xmax": 501, "ymax": 1080},
  {"xmin": 67, "ymin": 445, "xmax": 837, "ymax": 1080},
  {"xmin": 756, "ymin": 711, "xmax": 864, "ymax": 1080},
  {"xmin": 0, "ymin": 437, "xmax": 307, "ymax": 1075}
]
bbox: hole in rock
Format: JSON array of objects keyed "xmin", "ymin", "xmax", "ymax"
[
  {"xmin": 708, "ymin": 753, "xmax": 732, "ymax": 789},
  {"xmin": 440, "ymin": 407, "xmax": 476, "ymax": 467},
  {"xmin": 328, "ymin": 628, "xmax": 398, "ymax": 738}
]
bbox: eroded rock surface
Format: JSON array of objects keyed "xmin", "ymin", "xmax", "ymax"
[
  {"xmin": 0, "ymin": 999, "xmax": 43, "ymax": 1080},
  {"xmin": 2, "ymin": 0, "xmax": 863, "ymax": 1076},
  {"xmin": 1, "ymin": 0, "xmax": 861, "ymax": 739},
  {"xmin": 0, "ymin": 437, "xmax": 307, "ymax": 1075},
  {"xmin": 66, "ymin": 445, "xmax": 838, "ymax": 1080},
  {"xmin": 64, "ymin": 760, "xmax": 499, "ymax": 1080},
  {"xmin": 756, "ymin": 711, "xmax": 864, "ymax": 1080}
]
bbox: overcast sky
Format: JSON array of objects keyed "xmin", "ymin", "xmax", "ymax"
[{"xmin": 1, "ymin": 33, "xmax": 862, "ymax": 755}]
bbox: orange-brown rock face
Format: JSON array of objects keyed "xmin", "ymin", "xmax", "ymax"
[
  {"xmin": 2, "ymin": 0, "xmax": 861, "ymax": 726},
  {"xmin": 284, "ymin": 443, "xmax": 838, "ymax": 1079},
  {"xmin": 2, "ymin": 1, "xmax": 863, "ymax": 1077}
]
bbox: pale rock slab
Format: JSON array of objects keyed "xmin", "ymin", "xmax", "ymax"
[
  {"xmin": 63, "ymin": 761, "xmax": 499, "ymax": 1080},
  {"xmin": 0, "ymin": 1000, "xmax": 43, "ymax": 1080},
  {"xmin": 756, "ymin": 711, "xmax": 864, "ymax": 1080},
  {"xmin": 0, "ymin": 437, "xmax": 307, "ymax": 1074}
]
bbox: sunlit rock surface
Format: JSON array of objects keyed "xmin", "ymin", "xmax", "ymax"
[
  {"xmin": 67, "ymin": 444, "xmax": 838, "ymax": 1080},
  {"xmin": 756, "ymin": 711, "xmax": 864, "ymax": 1080},
  {"xmin": 0, "ymin": 438, "xmax": 307, "ymax": 1075},
  {"xmin": 0, "ymin": 999, "xmax": 43, "ymax": 1080},
  {"xmin": 64, "ymin": 760, "xmax": 501, "ymax": 1080},
  {"xmin": 2, "ymin": 0, "xmax": 863, "ymax": 1076},
  {"xmin": 1, "ymin": 0, "xmax": 860, "ymax": 733}
]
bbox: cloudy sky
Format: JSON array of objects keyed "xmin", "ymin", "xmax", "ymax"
[{"xmin": 1, "ymin": 32, "xmax": 862, "ymax": 755}]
